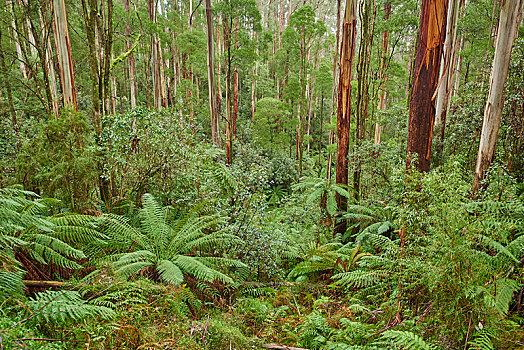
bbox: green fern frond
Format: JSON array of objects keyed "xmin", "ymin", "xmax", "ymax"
[
  {"xmin": 381, "ymin": 330, "xmax": 435, "ymax": 350},
  {"xmin": 157, "ymin": 259, "xmax": 184, "ymax": 284},
  {"xmin": 333, "ymin": 270, "xmax": 385, "ymax": 288},
  {"xmin": 29, "ymin": 290, "xmax": 116, "ymax": 324},
  {"xmin": 467, "ymin": 329, "xmax": 495, "ymax": 350}
]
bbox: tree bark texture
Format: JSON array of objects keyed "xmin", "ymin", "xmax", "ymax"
[
  {"xmin": 327, "ymin": 0, "xmax": 342, "ymax": 182},
  {"xmin": 39, "ymin": 6, "xmax": 60, "ymax": 118},
  {"xmin": 148, "ymin": 0, "xmax": 167, "ymax": 109},
  {"xmin": 125, "ymin": 0, "xmax": 137, "ymax": 108},
  {"xmin": 335, "ymin": 0, "xmax": 357, "ymax": 213},
  {"xmin": 434, "ymin": 0, "xmax": 461, "ymax": 126},
  {"xmin": 206, "ymin": 0, "xmax": 220, "ymax": 147},
  {"xmin": 406, "ymin": 0, "xmax": 448, "ymax": 172},
  {"xmin": 472, "ymin": 0, "xmax": 523, "ymax": 193},
  {"xmin": 374, "ymin": 2, "xmax": 391, "ymax": 145},
  {"xmin": 354, "ymin": 0, "xmax": 375, "ymax": 200},
  {"xmin": 52, "ymin": 0, "xmax": 77, "ymax": 108}
]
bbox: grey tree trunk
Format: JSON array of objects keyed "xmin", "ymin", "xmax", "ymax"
[
  {"xmin": 52, "ymin": 0, "xmax": 77, "ymax": 108},
  {"xmin": 434, "ymin": 0, "xmax": 461, "ymax": 126},
  {"xmin": 472, "ymin": 0, "xmax": 523, "ymax": 194},
  {"xmin": 206, "ymin": 0, "xmax": 220, "ymax": 147}
]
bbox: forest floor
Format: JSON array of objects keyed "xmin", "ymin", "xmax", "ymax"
[{"xmin": 14, "ymin": 279, "xmax": 352, "ymax": 349}]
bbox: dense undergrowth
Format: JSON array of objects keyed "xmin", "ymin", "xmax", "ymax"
[{"xmin": 1, "ymin": 107, "xmax": 523, "ymax": 349}]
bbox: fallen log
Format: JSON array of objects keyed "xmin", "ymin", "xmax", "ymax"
[
  {"xmin": 23, "ymin": 280, "xmax": 65, "ymax": 288},
  {"xmin": 261, "ymin": 345, "xmax": 309, "ymax": 350}
]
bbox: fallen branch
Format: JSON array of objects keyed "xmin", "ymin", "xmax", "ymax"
[
  {"xmin": 261, "ymin": 345, "xmax": 309, "ymax": 350},
  {"xmin": 16, "ymin": 338, "xmax": 85, "ymax": 343},
  {"xmin": 23, "ymin": 280, "xmax": 65, "ymax": 288}
]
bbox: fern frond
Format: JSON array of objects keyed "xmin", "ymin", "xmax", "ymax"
[
  {"xmin": 381, "ymin": 330, "xmax": 435, "ymax": 350},
  {"xmin": 29, "ymin": 290, "xmax": 116, "ymax": 324},
  {"xmin": 467, "ymin": 329, "xmax": 495, "ymax": 350},
  {"xmin": 157, "ymin": 259, "xmax": 184, "ymax": 284}
]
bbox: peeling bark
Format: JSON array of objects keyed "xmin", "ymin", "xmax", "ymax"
[
  {"xmin": 52, "ymin": 0, "xmax": 77, "ymax": 108},
  {"xmin": 335, "ymin": 0, "xmax": 357, "ymax": 230},
  {"xmin": 406, "ymin": 0, "xmax": 448, "ymax": 172}
]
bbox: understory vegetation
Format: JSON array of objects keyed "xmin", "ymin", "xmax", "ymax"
[
  {"xmin": 1, "ymin": 110, "xmax": 523, "ymax": 348},
  {"xmin": 1, "ymin": 0, "xmax": 524, "ymax": 348}
]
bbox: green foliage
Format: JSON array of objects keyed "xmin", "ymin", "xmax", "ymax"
[
  {"xmin": 0, "ymin": 186, "xmax": 95, "ymax": 298},
  {"xmin": 101, "ymin": 107, "xmax": 201, "ymax": 205},
  {"xmin": 288, "ymin": 241, "xmax": 370, "ymax": 281},
  {"xmin": 204, "ymin": 317, "xmax": 254, "ymax": 350},
  {"xmin": 103, "ymin": 193, "xmax": 244, "ymax": 285},
  {"xmin": 298, "ymin": 311, "xmax": 332, "ymax": 350},
  {"xmin": 293, "ymin": 176, "xmax": 351, "ymax": 216},
  {"xmin": 28, "ymin": 290, "xmax": 115, "ymax": 324},
  {"xmin": 381, "ymin": 330, "xmax": 435, "ymax": 350},
  {"xmin": 467, "ymin": 329, "xmax": 495, "ymax": 350},
  {"xmin": 16, "ymin": 108, "xmax": 96, "ymax": 210},
  {"xmin": 269, "ymin": 155, "xmax": 298, "ymax": 188},
  {"xmin": 253, "ymin": 97, "xmax": 293, "ymax": 152}
]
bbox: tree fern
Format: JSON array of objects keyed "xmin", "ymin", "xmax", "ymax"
[
  {"xmin": 104, "ymin": 193, "xmax": 245, "ymax": 285},
  {"xmin": 293, "ymin": 176, "xmax": 352, "ymax": 215},
  {"xmin": 0, "ymin": 187, "xmax": 93, "ymax": 296},
  {"xmin": 287, "ymin": 241, "xmax": 370, "ymax": 280},
  {"xmin": 207, "ymin": 161, "xmax": 239, "ymax": 196}
]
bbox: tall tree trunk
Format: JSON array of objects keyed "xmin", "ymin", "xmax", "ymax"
[
  {"xmin": 434, "ymin": 0, "xmax": 461, "ymax": 125},
  {"xmin": 124, "ymin": 0, "xmax": 137, "ymax": 108},
  {"xmin": 20, "ymin": 0, "xmax": 37, "ymax": 57},
  {"xmin": 148, "ymin": 0, "xmax": 167, "ymax": 109},
  {"xmin": 39, "ymin": 6, "xmax": 59, "ymax": 118},
  {"xmin": 233, "ymin": 68, "xmax": 239, "ymax": 137},
  {"xmin": 335, "ymin": 0, "xmax": 357, "ymax": 234},
  {"xmin": 224, "ymin": 17, "xmax": 233, "ymax": 164},
  {"xmin": 374, "ymin": 2, "xmax": 391, "ymax": 145},
  {"xmin": 472, "ymin": 0, "xmax": 523, "ymax": 194},
  {"xmin": 251, "ymin": 63, "xmax": 256, "ymax": 118},
  {"xmin": 0, "ymin": 29, "xmax": 17, "ymax": 135},
  {"xmin": 216, "ymin": 25, "xmax": 223, "ymax": 114},
  {"xmin": 452, "ymin": 35, "xmax": 464, "ymax": 97},
  {"xmin": 232, "ymin": 19, "xmax": 239, "ymax": 138},
  {"xmin": 354, "ymin": 0, "xmax": 375, "ymax": 200},
  {"xmin": 206, "ymin": 0, "xmax": 220, "ymax": 147},
  {"xmin": 327, "ymin": 0, "xmax": 342, "ymax": 182},
  {"xmin": 278, "ymin": 0, "xmax": 285, "ymax": 49},
  {"xmin": 10, "ymin": 0, "xmax": 28, "ymax": 79},
  {"xmin": 52, "ymin": 0, "xmax": 77, "ymax": 108},
  {"xmin": 405, "ymin": 0, "xmax": 448, "ymax": 172}
]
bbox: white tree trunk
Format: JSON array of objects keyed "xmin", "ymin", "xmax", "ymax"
[
  {"xmin": 435, "ymin": 0, "xmax": 461, "ymax": 125},
  {"xmin": 472, "ymin": 0, "xmax": 523, "ymax": 193},
  {"xmin": 40, "ymin": 7, "xmax": 59, "ymax": 118},
  {"xmin": 10, "ymin": 0, "xmax": 27, "ymax": 79},
  {"xmin": 52, "ymin": 0, "xmax": 76, "ymax": 108}
]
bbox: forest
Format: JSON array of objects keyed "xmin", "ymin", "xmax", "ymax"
[{"xmin": 0, "ymin": 0, "xmax": 523, "ymax": 348}]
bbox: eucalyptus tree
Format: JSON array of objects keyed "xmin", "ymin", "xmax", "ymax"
[
  {"xmin": 215, "ymin": 0, "xmax": 261, "ymax": 164},
  {"xmin": 52, "ymin": 0, "xmax": 77, "ymax": 109},
  {"xmin": 335, "ymin": 0, "xmax": 357, "ymax": 229},
  {"xmin": 206, "ymin": 0, "xmax": 220, "ymax": 148},
  {"xmin": 406, "ymin": 0, "xmax": 448, "ymax": 172},
  {"xmin": 472, "ymin": 0, "xmax": 523, "ymax": 194}
]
